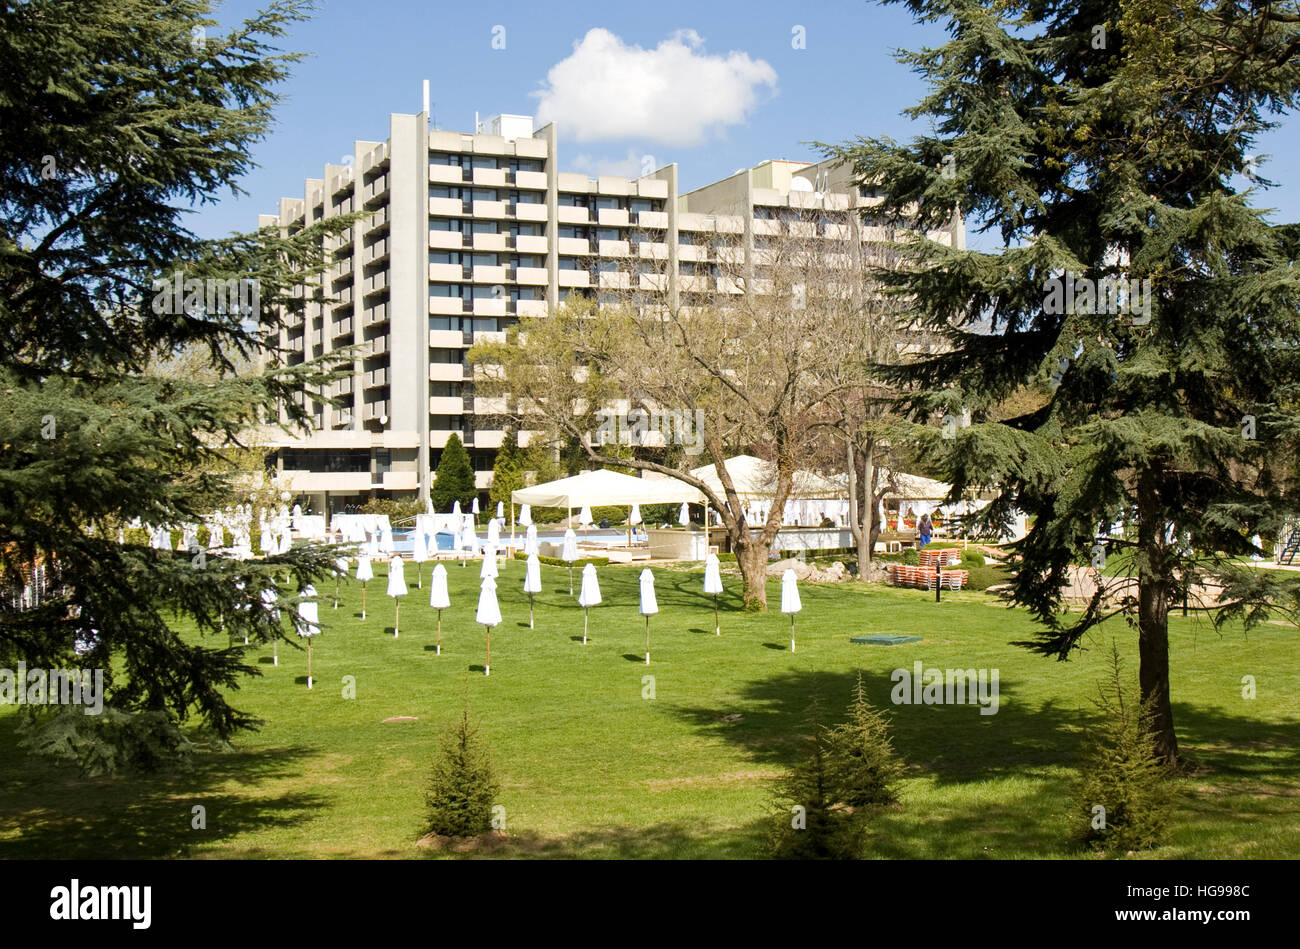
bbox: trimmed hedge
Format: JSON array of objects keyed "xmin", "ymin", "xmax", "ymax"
[{"xmin": 513, "ymin": 551, "xmax": 610, "ymax": 569}]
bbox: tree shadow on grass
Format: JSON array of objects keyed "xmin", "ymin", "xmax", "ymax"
[
  {"xmin": 414, "ymin": 818, "xmax": 769, "ymax": 860},
  {"xmin": 666, "ymin": 667, "xmax": 1080, "ymax": 786},
  {"xmin": 0, "ymin": 715, "xmax": 328, "ymax": 859}
]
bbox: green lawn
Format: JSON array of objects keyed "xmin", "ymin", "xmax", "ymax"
[{"xmin": 2, "ymin": 558, "xmax": 1297, "ymax": 859}]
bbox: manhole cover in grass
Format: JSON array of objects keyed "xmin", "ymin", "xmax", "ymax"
[
  {"xmin": 851, "ymin": 634, "xmax": 922, "ymax": 645},
  {"xmin": 382, "ymin": 716, "xmax": 419, "ymax": 723}
]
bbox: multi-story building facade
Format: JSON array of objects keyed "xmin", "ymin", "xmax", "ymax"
[{"xmin": 259, "ymin": 110, "xmax": 961, "ymax": 516}]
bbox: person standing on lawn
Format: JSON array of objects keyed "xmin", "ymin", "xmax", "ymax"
[{"xmin": 918, "ymin": 512, "xmax": 933, "ymax": 548}]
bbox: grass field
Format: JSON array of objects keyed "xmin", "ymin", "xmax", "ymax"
[{"xmin": 2, "ymin": 558, "xmax": 1297, "ymax": 859}]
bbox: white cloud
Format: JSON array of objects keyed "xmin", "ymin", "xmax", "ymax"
[
  {"xmin": 568, "ymin": 149, "xmax": 655, "ymax": 178},
  {"xmin": 532, "ymin": 28, "xmax": 777, "ymax": 147}
]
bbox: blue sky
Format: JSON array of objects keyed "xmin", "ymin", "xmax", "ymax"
[{"xmin": 193, "ymin": 0, "xmax": 1299, "ymax": 249}]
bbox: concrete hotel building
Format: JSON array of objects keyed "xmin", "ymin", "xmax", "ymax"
[{"xmin": 260, "ymin": 110, "xmax": 962, "ymax": 515}]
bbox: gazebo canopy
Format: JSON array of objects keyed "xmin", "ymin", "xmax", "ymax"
[
  {"xmin": 511, "ymin": 468, "xmax": 703, "ymax": 508},
  {"xmin": 689, "ymin": 455, "xmax": 843, "ymax": 501}
]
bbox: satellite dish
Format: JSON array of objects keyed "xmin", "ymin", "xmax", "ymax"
[{"xmin": 790, "ymin": 176, "xmax": 814, "ymax": 192}]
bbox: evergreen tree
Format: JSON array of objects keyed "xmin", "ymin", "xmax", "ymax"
[
  {"xmin": 768, "ymin": 697, "xmax": 865, "ymax": 860},
  {"xmin": 1073, "ymin": 643, "xmax": 1176, "ymax": 852},
  {"xmin": 823, "ymin": 0, "xmax": 1300, "ymax": 764},
  {"xmin": 0, "ymin": 0, "xmax": 351, "ymax": 767},
  {"xmin": 431, "ymin": 433, "xmax": 476, "ymax": 512},
  {"xmin": 423, "ymin": 704, "xmax": 501, "ymax": 838},
  {"xmin": 488, "ymin": 422, "xmax": 524, "ymax": 511},
  {"xmin": 823, "ymin": 671, "xmax": 905, "ymax": 809}
]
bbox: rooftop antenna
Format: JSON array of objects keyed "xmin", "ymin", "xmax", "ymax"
[{"xmin": 422, "ymin": 79, "xmax": 429, "ymax": 122}]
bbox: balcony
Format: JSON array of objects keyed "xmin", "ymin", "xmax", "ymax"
[
  {"xmin": 362, "ymin": 174, "xmax": 389, "ymax": 205},
  {"xmin": 517, "ymin": 299, "xmax": 547, "ymax": 316},
  {"xmin": 557, "ymin": 270, "xmax": 590, "ymax": 288},
  {"xmin": 429, "ymin": 262, "xmax": 462, "ymax": 282},
  {"xmin": 597, "ymin": 207, "xmax": 630, "ymax": 227},
  {"xmin": 637, "ymin": 178, "xmax": 668, "ymax": 199},
  {"xmin": 333, "ymin": 285, "xmax": 354, "ymax": 305},
  {"xmin": 428, "ymin": 329, "xmax": 463, "ymax": 348},
  {"xmin": 515, "ymin": 203, "xmax": 548, "ymax": 223},
  {"xmin": 429, "ymin": 395, "xmax": 462, "ymax": 414},
  {"xmin": 363, "ymin": 270, "xmax": 389, "ymax": 295},
  {"xmin": 472, "ymin": 231, "xmax": 506, "ymax": 252},
  {"xmin": 428, "ymin": 196, "xmax": 464, "ymax": 217},
  {"xmin": 429, "ymin": 229, "xmax": 464, "ymax": 250},
  {"xmin": 365, "ymin": 334, "xmax": 389, "ymax": 355},
  {"xmin": 363, "ymin": 366, "xmax": 390, "ymax": 388},
  {"xmin": 429, "ymin": 295, "xmax": 463, "ymax": 316},
  {"xmin": 638, "ymin": 241, "xmax": 669, "ymax": 260},
  {"xmin": 636, "ymin": 210, "xmax": 668, "ymax": 229},
  {"xmin": 429, "ymin": 164, "xmax": 466, "ymax": 185},
  {"xmin": 515, "ymin": 234, "xmax": 547, "ymax": 254},
  {"xmin": 365, "ymin": 206, "xmax": 388, "ymax": 232},
  {"xmin": 557, "ymin": 237, "xmax": 589, "ymax": 255},
  {"xmin": 598, "ymin": 239, "xmax": 630, "ymax": 257},
  {"xmin": 599, "ymin": 271, "xmax": 631, "ymax": 289},
  {"xmin": 362, "ymin": 237, "xmax": 390, "ymax": 266},
  {"xmin": 360, "ymin": 142, "xmax": 388, "ymax": 175},
  {"xmin": 331, "ymin": 317, "xmax": 353, "ymax": 338},
  {"xmin": 362, "ymin": 399, "xmax": 390, "ymax": 420},
  {"xmin": 472, "ymin": 167, "xmax": 506, "ymax": 187},
  {"xmin": 472, "ymin": 297, "xmax": 507, "ymax": 316},
  {"xmin": 363, "ymin": 301, "xmax": 388, "ymax": 327},
  {"xmin": 429, "ymin": 362, "xmax": 465, "ymax": 382},
  {"xmin": 557, "ymin": 205, "xmax": 590, "ymax": 224},
  {"xmin": 515, "ymin": 170, "xmax": 547, "ymax": 191},
  {"xmin": 472, "ymin": 199, "xmax": 507, "ymax": 219},
  {"xmin": 472, "ymin": 264, "xmax": 507, "ymax": 285},
  {"xmin": 514, "ymin": 266, "xmax": 547, "ymax": 286}
]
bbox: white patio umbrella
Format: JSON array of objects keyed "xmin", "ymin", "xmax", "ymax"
[
  {"xmin": 387, "ymin": 554, "xmax": 407, "ymax": 637},
  {"xmin": 480, "ymin": 543, "xmax": 499, "ymax": 580},
  {"xmin": 476, "ymin": 575, "xmax": 501, "ymax": 676},
  {"xmin": 412, "ymin": 528, "xmax": 428, "ymax": 588},
  {"xmin": 487, "ymin": 516, "xmax": 501, "ymax": 549},
  {"xmin": 781, "ymin": 569, "xmax": 802, "ymax": 653},
  {"xmin": 298, "ymin": 584, "xmax": 320, "ymax": 689},
  {"xmin": 332, "ymin": 556, "xmax": 349, "ymax": 609},
  {"xmin": 496, "ymin": 501, "xmax": 504, "ymax": 520},
  {"xmin": 459, "ymin": 520, "xmax": 478, "ymax": 567},
  {"xmin": 524, "ymin": 523, "xmax": 539, "ymax": 556},
  {"xmin": 518, "ymin": 503, "xmax": 533, "ymax": 527},
  {"xmin": 523, "ymin": 553, "xmax": 542, "ymax": 629},
  {"xmin": 261, "ymin": 587, "xmax": 280, "ymax": 665},
  {"xmin": 678, "ymin": 503, "xmax": 690, "ymax": 527},
  {"xmin": 578, "ymin": 505, "xmax": 593, "ymax": 527},
  {"xmin": 367, "ymin": 529, "xmax": 380, "ymax": 557},
  {"xmin": 639, "ymin": 568, "xmax": 658, "ymax": 665},
  {"xmin": 278, "ymin": 528, "xmax": 292, "ymax": 555},
  {"xmin": 471, "ymin": 496, "xmax": 480, "ymax": 522},
  {"xmin": 355, "ymin": 554, "xmax": 373, "ymax": 619},
  {"xmin": 379, "ymin": 524, "xmax": 394, "ymax": 555},
  {"xmin": 452, "ymin": 500, "xmax": 461, "ymax": 517},
  {"xmin": 578, "ymin": 562, "xmax": 601, "ymax": 645},
  {"xmin": 429, "ymin": 563, "xmax": 450, "ymax": 654},
  {"xmin": 628, "ymin": 503, "xmax": 642, "ymax": 547},
  {"xmin": 561, "ymin": 528, "xmax": 579, "ymax": 595},
  {"xmin": 703, "ymin": 552, "xmax": 724, "ymax": 636}
]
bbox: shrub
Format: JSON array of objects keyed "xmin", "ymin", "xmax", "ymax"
[
  {"xmin": 423, "ymin": 705, "xmax": 501, "ymax": 839},
  {"xmin": 360, "ymin": 497, "xmax": 424, "ymax": 522},
  {"xmin": 823, "ymin": 672, "xmax": 905, "ymax": 808},
  {"xmin": 900, "ymin": 548, "xmax": 920, "ymax": 565},
  {"xmin": 18, "ymin": 706, "xmax": 194, "ymax": 776},
  {"xmin": 513, "ymin": 552, "xmax": 610, "ymax": 568},
  {"xmin": 1072, "ymin": 643, "xmax": 1176, "ymax": 853},
  {"xmin": 961, "ymin": 549, "xmax": 986, "ymax": 568},
  {"xmin": 590, "ymin": 505, "xmax": 626, "ymax": 526},
  {"xmin": 431, "ymin": 433, "xmax": 476, "ymax": 513},
  {"xmin": 196, "ymin": 526, "xmax": 210, "ymax": 548}
]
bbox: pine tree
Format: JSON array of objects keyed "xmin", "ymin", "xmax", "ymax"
[
  {"xmin": 768, "ymin": 697, "xmax": 865, "ymax": 860},
  {"xmin": 1073, "ymin": 643, "xmax": 1176, "ymax": 853},
  {"xmin": 823, "ymin": 0, "xmax": 1300, "ymax": 765},
  {"xmin": 823, "ymin": 671, "xmax": 905, "ymax": 809},
  {"xmin": 0, "ymin": 0, "xmax": 352, "ymax": 768},
  {"xmin": 488, "ymin": 423, "xmax": 524, "ymax": 511},
  {"xmin": 423, "ymin": 704, "xmax": 501, "ymax": 839},
  {"xmin": 431, "ymin": 433, "xmax": 476, "ymax": 512}
]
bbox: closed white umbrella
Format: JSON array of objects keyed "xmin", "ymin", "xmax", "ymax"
[
  {"xmin": 629, "ymin": 504, "xmax": 642, "ymax": 526},
  {"xmin": 379, "ymin": 525, "xmax": 394, "ymax": 555},
  {"xmin": 476, "ymin": 575, "xmax": 501, "ymax": 676},
  {"xmin": 429, "ymin": 563, "xmax": 450, "ymax": 654},
  {"xmin": 471, "ymin": 496, "xmax": 480, "ymax": 521},
  {"xmin": 452, "ymin": 500, "xmax": 461, "ymax": 517},
  {"xmin": 781, "ymin": 568, "xmax": 802, "ymax": 653},
  {"xmin": 523, "ymin": 553, "xmax": 542, "ymax": 629},
  {"xmin": 278, "ymin": 528, "xmax": 292, "ymax": 555},
  {"xmin": 496, "ymin": 501, "xmax": 504, "ymax": 520},
  {"xmin": 298, "ymin": 584, "xmax": 320, "ymax": 689},
  {"xmin": 578, "ymin": 505, "xmax": 593, "ymax": 527},
  {"xmin": 518, "ymin": 503, "xmax": 533, "ymax": 527},
  {"xmin": 356, "ymin": 555, "xmax": 373, "ymax": 619},
  {"xmin": 703, "ymin": 552, "xmax": 724, "ymax": 636},
  {"xmin": 578, "ymin": 562, "xmax": 601, "ymax": 645},
  {"xmin": 333, "ymin": 556, "xmax": 349, "ymax": 610},
  {"xmin": 261, "ymin": 587, "xmax": 280, "ymax": 666},
  {"xmin": 678, "ymin": 503, "xmax": 690, "ymax": 527},
  {"xmin": 412, "ymin": 528, "xmax": 428, "ymax": 588},
  {"xmin": 387, "ymin": 555, "xmax": 407, "ymax": 637},
  {"xmin": 459, "ymin": 520, "xmax": 478, "ymax": 567},
  {"xmin": 487, "ymin": 517, "xmax": 501, "ymax": 547},
  {"xmin": 367, "ymin": 529, "xmax": 380, "ymax": 557},
  {"xmin": 480, "ymin": 543, "xmax": 499, "ymax": 579},
  {"xmin": 639, "ymin": 568, "xmax": 658, "ymax": 665},
  {"xmin": 524, "ymin": 523, "xmax": 539, "ymax": 556},
  {"xmin": 561, "ymin": 528, "xmax": 579, "ymax": 595}
]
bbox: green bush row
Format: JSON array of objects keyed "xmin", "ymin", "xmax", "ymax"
[{"xmin": 512, "ymin": 551, "xmax": 611, "ymax": 569}]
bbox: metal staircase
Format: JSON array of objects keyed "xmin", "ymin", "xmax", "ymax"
[{"xmin": 1280, "ymin": 529, "xmax": 1300, "ymax": 565}]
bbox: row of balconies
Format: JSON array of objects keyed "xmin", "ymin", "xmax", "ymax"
[
  {"xmin": 429, "ymin": 395, "xmax": 507, "ymax": 414},
  {"xmin": 427, "ymin": 196, "xmax": 549, "ymax": 222},
  {"xmin": 428, "ymin": 230, "xmax": 548, "ymax": 253},
  {"xmin": 428, "ymin": 164, "xmax": 549, "ymax": 191},
  {"xmin": 427, "ymin": 263, "xmax": 549, "ymax": 285},
  {"xmin": 555, "ymin": 173, "xmax": 668, "ymax": 200},
  {"xmin": 426, "ymin": 296, "xmax": 547, "ymax": 318}
]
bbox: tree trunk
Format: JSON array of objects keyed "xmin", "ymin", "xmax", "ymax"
[
  {"xmin": 736, "ymin": 537, "xmax": 769, "ymax": 609},
  {"xmin": 1138, "ymin": 470, "xmax": 1180, "ymax": 766}
]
